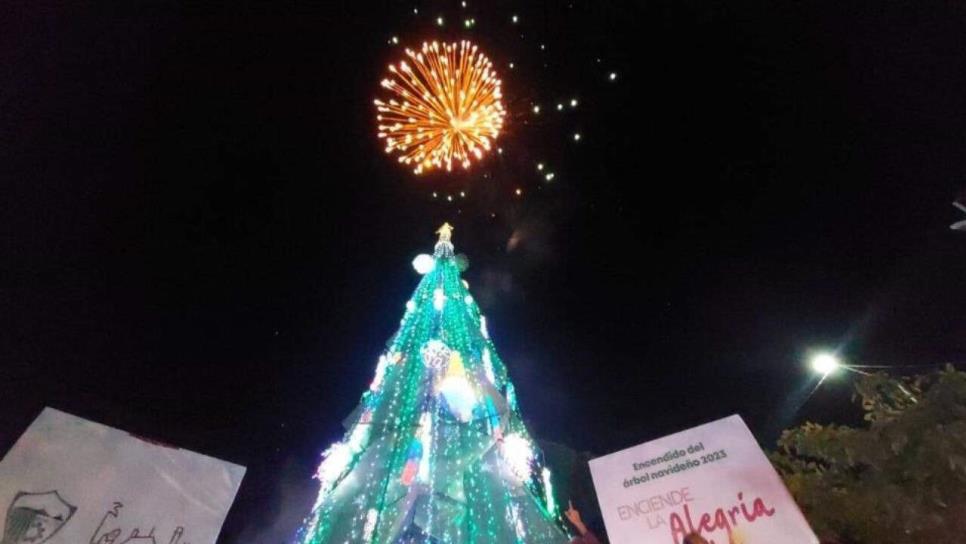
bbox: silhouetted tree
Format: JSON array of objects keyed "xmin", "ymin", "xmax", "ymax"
[{"xmin": 771, "ymin": 366, "xmax": 966, "ymax": 543}]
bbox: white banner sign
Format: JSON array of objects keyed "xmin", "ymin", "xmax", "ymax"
[
  {"xmin": 0, "ymin": 408, "xmax": 246, "ymax": 544},
  {"xmin": 589, "ymin": 415, "xmax": 817, "ymax": 544}
]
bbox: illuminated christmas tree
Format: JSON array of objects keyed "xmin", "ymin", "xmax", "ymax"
[{"xmin": 299, "ymin": 224, "xmax": 570, "ymax": 544}]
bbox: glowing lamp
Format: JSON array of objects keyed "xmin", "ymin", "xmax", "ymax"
[{"xmin": 811, "ymin": 353, "xmax": 841, "ymax": 376}]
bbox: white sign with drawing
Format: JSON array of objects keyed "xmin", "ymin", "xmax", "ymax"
[
  {"xmin": 589, "ymin": 415, "xmax": 817, "ymax": 544},
  {"xmin": 0, "ymin": 408, "xmax": 246, "ymax": 544}
]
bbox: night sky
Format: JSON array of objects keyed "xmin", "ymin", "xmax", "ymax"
[{"xmin": 4, "ymin": 1, "xmax": 966, "ymax": 542}]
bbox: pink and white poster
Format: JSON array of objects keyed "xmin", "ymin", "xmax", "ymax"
[
  {"xmin": 589, "ymin": 415, "xmax": 817, "ymax": 544},
  {"xmin": 0, "ymin": 408, "xmax": 245, "ymax": 544}
]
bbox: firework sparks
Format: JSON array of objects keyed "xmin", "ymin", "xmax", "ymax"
[{"xmin": 375, "ymin": 41, "xmax": 506, "ymax": 174}]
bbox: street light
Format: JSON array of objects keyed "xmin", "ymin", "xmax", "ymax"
[{"xmin": 810, "ymin": 352, "xmax": 841, "ymax": 376}]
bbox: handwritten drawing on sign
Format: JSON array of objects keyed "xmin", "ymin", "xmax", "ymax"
[
  {"xmin": 88, "ymin": 501, "xmax": 189, "ymax": 544},
  {"xmin": 0, "ymin": 408, "xmax": 246, "ymax": 544},
  {"xmin": 1, "ymin": 491, "xmax": 76, "ymax": 544},
  {"xmin": 589, "ymin": 415, "xmax": 817, "ymax": 544}
]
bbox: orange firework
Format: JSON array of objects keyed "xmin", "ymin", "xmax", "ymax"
[{"xmin": 375, "ymin": 41, "xmax": 506, "ymax": 174}]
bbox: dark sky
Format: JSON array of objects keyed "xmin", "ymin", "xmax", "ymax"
[{"xmin": 3, "ymin": 1, "xmax": 966, "ymax": 542}]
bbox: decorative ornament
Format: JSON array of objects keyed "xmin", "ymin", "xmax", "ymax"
[
  {"xmin": 363, "ymin": 509, "xmax": 378, "ymax": 542},
  {"xmin": 433, "ymin": 288, "xmax": 447, "ymax": 311},
  {"xmin": 482, "ymin": 347, "xmax": 496, "ymax": 385},
  {"xmin": 438, "ymin": 352, "xmax": 478, "ymax": 422},
  {"xmin": 417, "ymin": 411, "xmax": 433, "ymax": 482},
  {"xmin": 507, "ymin": 501, "xmax": 527, "ymax": 541},
  {"xmin": 434, "ymin": 223, "xmax": 455, "ymax": 258},
  {"xmin": 505, "ymin": 382, "xmax": 518, "ymax": 411},
  {"xmin": 400, "ymin": 437, "xmax": 422, "ymax": 486},
  {"xmin": 542, "ymin": 468, "xmax": 557, "ymax": 514},
  {"xmin": 436, "ymin": 222, "xmax": 454, "ymax": 243},
  {"xmin": 502, "ymin": 433, "xmax": 534, "ymax": 482},
  {"xmin": 421, "ymin": 340, "xmax": 451, "ymax": 371},
  {"xmin": 369, "ymin": 354, "xmax": 390, "ymax": 392},
  {"xmin": 402, "ymin": 411, "xmax": 433, "ymax": 486},
  {"xmin": 316, "ymin": 442, "xmax": 353, "ymax": 494},
  {"xmin": 412, "ymin": 254, "xmax": 435, "ymax": 274},
  {"xmin": 347, "ymin": 422, "xmax": 370, "ymax": 452},
  {"xmin": 485, "ymin": 395, "xmax": 502, "ymax": 439}
]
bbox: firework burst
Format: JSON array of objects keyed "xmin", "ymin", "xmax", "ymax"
[{"xmin": 375, "ymin": 41, "xmax": 506, "ymax": 174}]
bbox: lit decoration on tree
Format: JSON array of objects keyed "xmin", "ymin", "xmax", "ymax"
[
  {"xmin": 508, "ymin": 502, "xmax": 528, "ymax": 541},
  {"xmin": 484, "ymin": 394, "xmax": 503, "ymax": 440},
  {"xmin": 436, "ymin": 222, "xmax": 453, "ymax": 242},
  {"xmin": 315, "ymin": 442, "xmax": 353, "ymax": 496},
  {"xmin": 542, "ymin": 468, "xmax": 557, "ymax": 514},
  {"xmin": 400, "ymin": 410, "xmax": 434, "ymax": 487},
  {"xmin": 297, "ymin": 224, "xmax": 568, "ymax": 544},
  {"xmin": 363, "ymin": 509, "xmax": 379, "ymax": 542},
  {"xmin": 437, "ymin": 352, "xmax": 478, "ymax": 422},
  {"xmin": 502, "ymin": 432, "xmax": 536, "ymax": 482},
  {"xmin": 433, "ymin": 287, "xmax": 447, "ymax": 311},
  {"xmin": 412, "ymin": 254, "xmax": 435, "ymax": 274},
  {"xmin": 482, "ymin": 347, "xmax": 496, "ymax": 385},
  {"xmin": 375, "ymin": 41, "xmax": 506, "ymax": 174},
  {"xmin": 421, "ymin": 339, "xmax": 451, "ymax": 371},
  {"xmin": 369, "ymin": 355, "xmax": 390, "ymax": 392}
]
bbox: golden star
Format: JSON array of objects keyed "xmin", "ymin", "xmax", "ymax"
[{"xmin": 436, "ymin": 222, "xmax": 454, "ymax": 243}]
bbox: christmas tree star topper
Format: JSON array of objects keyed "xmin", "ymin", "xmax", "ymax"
[{"xmin": 436, "ymin": 222, "xmax": 453, "ymax": 243}]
